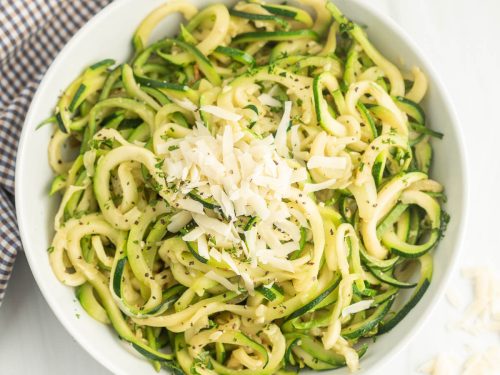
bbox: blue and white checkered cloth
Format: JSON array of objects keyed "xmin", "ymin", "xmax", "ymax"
[{"xmin": 0, "ymin": 0, "xmax": 112, "ymax": 305}]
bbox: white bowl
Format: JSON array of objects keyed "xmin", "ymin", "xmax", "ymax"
[{"xmin": 15, "ymin": 0, "xmax": 468, "ymax": 374}]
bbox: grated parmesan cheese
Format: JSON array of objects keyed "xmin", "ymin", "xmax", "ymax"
[
  {"xmin": 175, "ymin": 197, "xmax": 205, "ymax": 214},
  {"xmin": 209, "ymin": 330, "xmax": 223, "ymax": 340},
  {"xmin": 275, "ymin": 101, "xmax": 292, "ymax": 157},
  {"xmin": 419, "ymin": 354, "xmax": 457, "ymax": 375},
  {"xmin": 454, "ymin": 267, "xmax": 500, "ymax": 334},
  {"xmin": 181, "ymin": 227, "xmax": 204, "ymax": 242},
  {"xmin": 221, "ymin": 251, "xmax": 241, "ymax": 275},
  {"xmin": 420, "ymin": 266, "xmax": 500, "ymax": 375},
  {"xmin": 197, "ymin": 234, "xmax": 210, "ymax": 259},
  {"xmin": 257, "ymin": 93, "xmax": 281, "ymax": 107},
  {"xmin": 171, "ymin": 97, "xmax": 197, "ymax": 112},
  {"xmin": 462, "ymin": 345, "xmax": 500, "ymax": 374},
  {"xmin": 209, "ymin": 248, "xmax": 222, "ymax": 262},
  {"xmin": 446, "ymin": 287, "xmax": 464, "ymax": 310},
  {"xmin": 153, "ymin": 104, "xmax": 315, "ymax": 284},
  {"xmin": 167, "ymin": 211, "xmax": 192, "ymax": 233}
]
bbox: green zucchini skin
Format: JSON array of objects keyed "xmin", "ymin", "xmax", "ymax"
[
  {"xmin": 365, "ymin": 263, "xmax": 417, "ymax": 289},
  {"xmin": 360, "ymin": 244, "xmax": 400, "ymax": 270},
  {"xmin": 394, "ymin": 96, "xmax": 425, "ymax": 124},
  {"xmin": 255, "ymin": 284, "xmax": 284, "ymax": 302},
  {"xmin": 157, "ymin": 39, "xmax": 221, "ymax": 85},
  {"xmin": 357, "ymin": 101, "xmax": 378, "ymax": 140},
  {"xmin": 415, "ymin": 140, "xmax": 433, "ymax": 174},
  {"xmin": 377, "ymin": 203, "xmax": 409, "ymax": 238},
  {"xmin": 378, "ymin": 254, "xmax": 433, "ymax": 334},
  {"xmin": 410, "ymin": 122, "xmax": 444, "ymax": 139},
  {"xmin": 187, "ymin": 190, "xmax": 221, "ymax": 211},
  {"xmin": 261, "ymin": 5, "xmax": 297, "ymax": 19},
  {"xmin": 75, "ymin": 283, "xmax": 110, "ymax": 324},
  {"xmin": 260, "ymin": 4, "xmax": 313, "ymax": 27},
  {"xmin": 285, "ymin": 333, "xmax": 349, "ymax": 367},
  {"xmin": 382, "ymin": 191, "xmax": 442, "ymax": 258},
  {"xmin": 214, "ymin": 46, "xmax": 256, "ymax": 66},
  {"xmin": 49, "ymin": 175, "xmax": 67, "ymax": 195},
  {"xmin": 185, "ymin": 240, "xmax": 209, "ymax": 264},
  {"xmin": 285, "ymin": 276, "xmax": 341, "ymax": 321},
  {"xmin": 286, "ymin": 333, "xmax": 368, "ymax": 370},
  {"xmin": 229, "ymin": 8, "xmax": 281, "ymax": 22}
]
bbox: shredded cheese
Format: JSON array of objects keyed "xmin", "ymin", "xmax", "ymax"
[
  {"xmin": 275, "ymin": 101, "xmax": 292, "ymax": 157},
  {"xmin": 462, "ymin": 346, "xmax": 500, "ymax": 374},
  {"xmin": 446, "ymin": 287, "xmax": 464, "ymax": 310},
  {"xmin": 154, "ymin": 120, "xmax": 309, "ymax": 281},
  {"xmin": 205, "ymin": 271, "xmax": 239, "ymax": 292},
  {"xmin": 257, "ymin": 93, "xmax": 281, "ymax": 107},
  {"xmin": 200, "ymin": 105, "xmax": 242, "ymax": 122},
  {"xmin": 419, "ymin": 354, "xmax": 457, "ymax": 375},
  {"xmin": 341, "ymin": 300, "xmax": 374, "ymax": 318},
  {"xmin": 421, "ymin": 266, "xmax": 500, "ymax": 375},
  {"xmin": 454, "ymin": 267, "xmax": 500, "ymax": 334},
  {"xmin": 168, "ymin": 211, "xmax": 192, "ymax": 233}
]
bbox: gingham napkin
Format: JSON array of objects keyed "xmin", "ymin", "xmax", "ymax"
[{"xmin": 0, "ymin": 0, "xmax": 112, "ymax": 305}]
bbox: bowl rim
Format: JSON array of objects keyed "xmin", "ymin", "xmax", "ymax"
[{"xmin": 15, "ymin": 0, "xmax": 469, "ymax": 374}]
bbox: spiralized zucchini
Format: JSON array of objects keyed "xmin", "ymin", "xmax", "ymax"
[{"xmin": 45, "ymin": 0, "xmax": 448, "ymax": 374}]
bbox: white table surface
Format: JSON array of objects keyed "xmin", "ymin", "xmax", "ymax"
[{"xmin": 2, "ymin": 0, "xmax": 500, "ymax": 374}]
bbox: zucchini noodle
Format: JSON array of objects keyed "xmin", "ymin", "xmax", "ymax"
[{"xmin": 44, "ymin": 0, "xmax": 448, "ymax": 373}]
